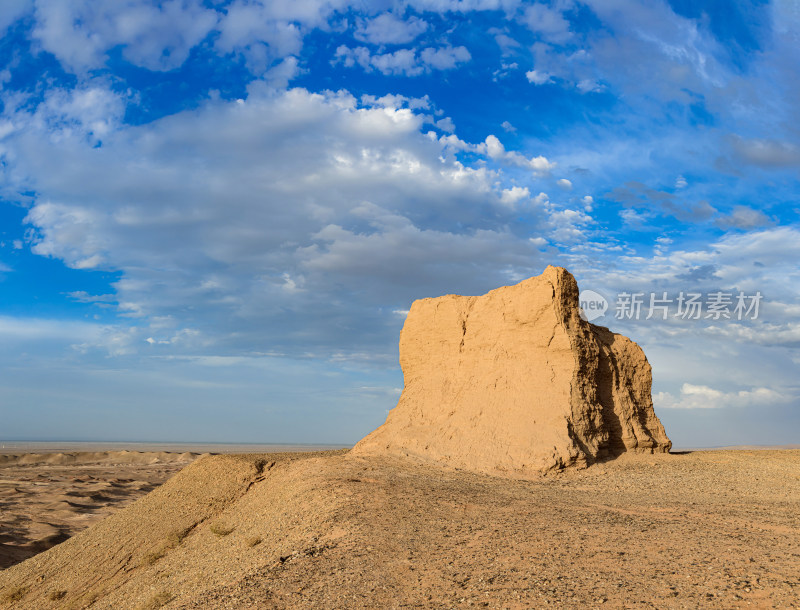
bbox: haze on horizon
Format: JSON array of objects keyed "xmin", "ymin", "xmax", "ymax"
[{"xmin": 0, "ymin": 0, "xmax": 798, "ymax": 448}]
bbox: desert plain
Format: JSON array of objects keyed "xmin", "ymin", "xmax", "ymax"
[
  {"xmin": 0, "ymin": 447, "xmax": 799, "ymax": 609},
  {"xmin": 0, "ymin": 449, "xmax": 200, "ymax": 571}
]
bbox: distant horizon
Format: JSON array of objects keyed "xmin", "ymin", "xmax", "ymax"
[{"xmin": 2, "ymin": 439, "xmax": 798, "ymax": 453}]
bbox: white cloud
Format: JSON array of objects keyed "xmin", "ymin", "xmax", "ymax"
[
  {"xmin": 356, "ymin": 13, "xmax": 428, "ymax": 45},
  {"xmin": 556, "ymin": 178, "xmax": 572, "ymax": 190},
  {"xmin": 5, "ymin": 83, "xmax": 127, "ymax": 147},
  {"xmin": 501, "ymin": 120, "xmax": 516, "ymax": 132},
  {"xmin": 214, "ymin": 0, "xmax": 355, "ymax": 74},
  {"xmin": 525, "ymin": 69, "xmax": 553, "ymax": 85},
  {"xmin": 0, "ymin": 0, "xmax": 31, "ymax": 35},
  {"xmin": 32, "ymin": 0, "xmax": 219, "ymax": 72},
  {"xmin": 5, "ymin": 86, "xmax": 557, "ymax": 359},
  {"xmin": 619, "ymin": 207, "xmax": 651, "ymax": 228},
  {"xmin": 492, "ymin": 30, "xmax": 520, "ymax": 54},
  {"xmin": 335, "ymin": 45, "xmax": 470, "ymax": 76},
  {"xmin": 532, "ymin": 192, "xmax": 549, "ymax": 206},
  {"xmin": 419, "ymin": 45, "xmax": 471, "ymax": 70},
  {"xmin": 655, "ymin": 383, "xmax": 786, "ymax": 409},
  {"xmin": 370, "ymin": 48, "xmax": 421, "ymax": 75},
  {"xmin": 521, "ymin": 4, "xmax": 571, "ymax": 44},
  {"xmin": 260, "ymin": 55, "xmax": 301, "ymax": 90},
  {"xmin": 576, "ymin": 78, "xmax": 605, "ymax": 94},
  {"xmin": 301, "ymin": 205, "xmax": 534, "ymax": 292},
  {"xmin": 435, "ymin": 117, "xmax": 455, "ymax": 132},
  {"xmin": 405, "ymin": 0, "xmax": 521, "ymax": 13},
  {"xmin": 519, "ymin": 0, "xmax": 732, "ymax": 105},
  {"xmin": 480, "ymin": 135, "xmax": 556, "ymax": 176},
  {"xmin": 68, "ymin": 291, "xmax": 116, "ymax": 304},
  {"xmin": 499, "ymin": 186, "xmax": 530, "ymax": 206},
  {"xmin": 0, "ymin": 315, "xmax": 91, "ymax": 340},
  {"xmin": 675, "ymin": 175, "xmax": 688, "ymax": 188},
  {"xmin": 547, "ymin": 208, "xmax": 593, "ymax": 243}
]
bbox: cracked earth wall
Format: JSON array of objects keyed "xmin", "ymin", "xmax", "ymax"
[{"xmin": 351, "ymin": 266, "xmax": 671, "ymax": 476}]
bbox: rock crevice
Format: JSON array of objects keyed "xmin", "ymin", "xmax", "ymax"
[{"xmin": 352, "ymin": 266, "xmax": 671, "ymax": 476}]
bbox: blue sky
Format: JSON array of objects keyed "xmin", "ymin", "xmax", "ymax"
[{"xmin": 0, "ymin": 0, "xmax": 798, "ymax": 447}]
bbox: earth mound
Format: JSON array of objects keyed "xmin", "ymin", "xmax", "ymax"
[
  {"xmin": 3, "ymin": 450, "xmax": 798, "ymax": 608},
  {"xmin": 352, "ymin": 265, "xmax": 671, "ymax": 475}
]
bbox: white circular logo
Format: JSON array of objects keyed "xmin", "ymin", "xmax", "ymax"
[{"xmin": 579, "ymin": 289, "xmax": 608, "ymax": 322}]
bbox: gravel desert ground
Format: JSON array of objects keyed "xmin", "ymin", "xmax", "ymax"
[{"xmin": 1, "ymin": 448, "xmax": 798, "ymax": 609}]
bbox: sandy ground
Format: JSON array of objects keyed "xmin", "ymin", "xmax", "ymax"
[
  {"xmin": 0, "ymin": 452, "xmax": 199, "ymax": 570},
  {"xmin": 0, "ymin": 449, "xmax": 798, "ymax": 609}
]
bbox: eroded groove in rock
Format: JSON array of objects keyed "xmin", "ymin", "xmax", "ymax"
[{"xmin": 351, "ymin": 266, "xmax": 671, "ymax": 476}]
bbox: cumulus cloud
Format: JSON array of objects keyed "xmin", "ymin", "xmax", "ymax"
[
  {"xmin": 521, "ymin": 4, "xmax": 571, "ymax": 44},
  {"xmin": 419, "ymin": 45, "xmax": 471, "ymax": 70},
  {"xmin": 5, "ymin": 86, "xmax": 561, "ymax": 359},
  {"xmin": 23, "ymin": 0, "xmax": 365, "ymax": 77},
  {"xmin": 32, "ymin": 0, "xmax": 219, "ymax": 72},
  {"xmin": 356, "ymin": 12, "xmax": 428, "ymax": 45},
  {"xmin": 547, "ymin": 208, "xmax": 593, "ymax": 243},
  {"xmin": 480, "ymin": 135, "xmax": 556, "ymax": 176},
  {"xmin": 525, "ymin": 69, "xmax": 553, "ymax": 85},
  {"xmin": 499, "ymin": 186, "xmax": 530, "ymax": 206}
]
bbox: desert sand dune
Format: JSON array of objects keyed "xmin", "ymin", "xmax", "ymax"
[
  {"xmin": 0, "ymin": 451, "xmax": 199, "ymax": 467},
  {"xmin": 0, "ymin": 451, "xmax": 199, "ymax": 570}
]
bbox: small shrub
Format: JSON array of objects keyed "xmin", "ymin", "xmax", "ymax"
[
  {"xmin": 49, "ymin": 589, "xmax": 67, "ymax": 601},
  {"xmin": 140, "ymin": 525, "xmax": 194, "ymax": 567},
  {"xmin": 1, "ymin": 586, "xmax": 27, "ymax": 602},
  {"xmin": 246, "ymin": 536, "xmax": 262, "ymax": 547},
  {"xmin": 209, "ymin": 523, "xmax": 234, "ymax": 537},
  {"xmin": 141, "ymin": 548, "xmax": 166, "ymax": 566},
  {"xmin": 166, "ymin": 526, "xmax": 192, "ymax": 546},
  {"xmin": 138, "ymin": 591, "xmax": 173, "ymax": 610}
]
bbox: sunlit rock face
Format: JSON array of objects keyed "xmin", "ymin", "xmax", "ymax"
[{"xmin": 352, "ymin": 266, "xmax": 672, "ymax": 477}]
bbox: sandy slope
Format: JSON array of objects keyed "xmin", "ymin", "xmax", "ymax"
[
  {"xmin": 0, "ymin": 449, "xmax": 798, "ymax": 609},
  {"xmin": 0, "ymin": 452, "xmax": 199, "ymax": 570}
]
